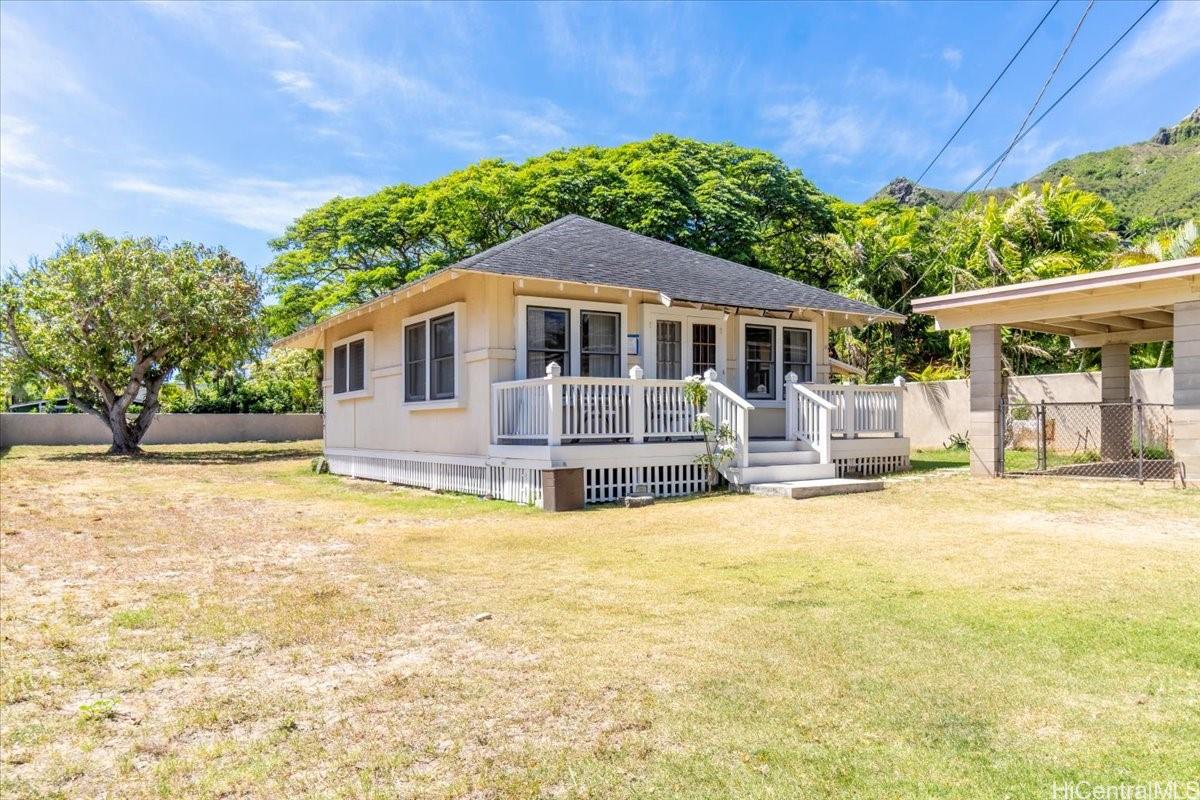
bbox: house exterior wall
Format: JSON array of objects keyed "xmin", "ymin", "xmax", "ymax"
[{"xmin": 320, "ymin": 271, "xmax": 840, "ymax": 458}]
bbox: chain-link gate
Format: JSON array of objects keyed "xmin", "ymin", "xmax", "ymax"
[{"xmin": 1001, "ymin": 400, "xmax": 1176, "ymax": 482}]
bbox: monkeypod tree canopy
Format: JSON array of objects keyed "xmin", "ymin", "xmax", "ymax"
[{"xmin": 2, "ymin": 232, "xmax": 260, "ymax": 454}]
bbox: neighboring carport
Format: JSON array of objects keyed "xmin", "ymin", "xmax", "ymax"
[{"xmin": 912, "ymin": 256, "xmax": 1200, "ymax": 482}]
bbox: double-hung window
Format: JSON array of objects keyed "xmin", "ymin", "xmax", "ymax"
[
  {"xmin": 783, "ymin": 328, "xmax": 812, "ymax": 383},
  {"xmin": 331, "ymin": 335, "xmax": 368, "ymax": 397},
  {"xmin": 526, "ymin": 306, "xmax": 570, "ymax": 376},
  {"xmin": 580, "ymin": 311, "xmax": 620, "ymax": 377},
  {"xmin": 404, "ymin": 307, "xmax": 459, "ymax": 403},
  {"xmin": 744, "ymin": 325, "xmax": 775, "ymax": 399}
]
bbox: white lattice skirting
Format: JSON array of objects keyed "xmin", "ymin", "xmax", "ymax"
[
  {"xmin": 324, "ymin": 449, "xmax": 716, "ymax": 507},
  {"xmin": 833, "ymin": 454, "xmax": 910, "ymax": 477},
  {"xmin": 326, "ymin": 450, "xmax": 543, "ymax": 506},
  {"xmin": 585, "ymin": 462, "xmax": 710, "ymax": 504}
]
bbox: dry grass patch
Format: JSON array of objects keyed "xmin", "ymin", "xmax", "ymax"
[{"xmin": 2, "ymin": 441, "xmax": 1198, "ymax": 798}]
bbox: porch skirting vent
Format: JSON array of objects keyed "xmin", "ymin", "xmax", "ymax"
[
  {"xmin": 833, "ymin": 453, "xmax": 910, "ymax": 478},
  {"xmin": 584, "ymin": 463, "xmax": 710, "ymax": 505},
  {"xmin": 325, "ymin": 450, "xmax": 543, "ymax": 507}
]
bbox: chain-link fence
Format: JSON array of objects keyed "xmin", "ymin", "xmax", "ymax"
[{"xmin": 1001, "ymin": 400, "xmax": 1176, "ymax": 482}]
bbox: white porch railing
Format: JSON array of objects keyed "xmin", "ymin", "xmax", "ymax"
[
  {"xmin": 808, "ymin": 383, "xmax": 904, "ymax": 438},
  {"xmin": 784, "ymin": 374, "xmax": 833, "ymax": 463},
  {"xmin": 491, "ymin": 364, "xmax": 704, "ymax": 445}
]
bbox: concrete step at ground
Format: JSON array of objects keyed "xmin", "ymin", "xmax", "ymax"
[{"xmin": 748, "ymin": 477, "xmax": 885, "ymax": 499}]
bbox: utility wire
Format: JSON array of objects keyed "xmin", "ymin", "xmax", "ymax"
[
  {"xmin": 953, "ymin": 0, "xmax": 1161, "ymax": 201},
  {"xmin": 888, "ymin": 0, "xmax": 1163, "ymax": 311},
  {"xmin": 981, "ymin": 0, "xmax": 1095, "ymax": 192},
  {"xmin": 913, "ymin": 0, "xmax": 1059, "ymax": 186}
]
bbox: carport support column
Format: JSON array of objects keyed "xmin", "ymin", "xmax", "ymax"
[
  {"xmin": 969, "ymin": 325, "xmax": 1004, "ymax": 477},
  {"xmin": 1100, "ymin": 343, "xmax": 1131, "ymax": 462},
  {"xmin": 1175, "ymin": 300, "xmax": 1200, "ymax": 485}
]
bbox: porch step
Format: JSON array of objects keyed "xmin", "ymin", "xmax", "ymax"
[
  {"xmin": 748, "ymin": 477, "xmax": 885, "ymax": 499},
  {"xmin": 748, "ymin": 449, "xmax": 820, "ymax": 466},
  {"xmin": 747, "ymin": 439, "xmax": 806, "ymax": 453},
  {"xmin": 727, "ymin": 462, "xmax": 837, "ymax": 484}
]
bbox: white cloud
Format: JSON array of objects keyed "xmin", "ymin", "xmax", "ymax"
[
  {"xmin": 764, "ymin": 94, "xmax": 932, "ymax": 166},
  {"xmin": 0, "ymin": 116, "xmax": 70, "ymax": 192},
  {"xmin": 111, "ymin": 172, "xmax": 367, "ymax": 233},
  {"xmin": 430, "ymin": 106, "xmax": 572, "ymax": 159},
  {"xmin": 272, "ymin": 70, "xmax": 314, "ymax": 93},
  {"xmin": 270, "ymin": 69, "xmax": 347, "ymax": 114},
  {"xmin": 0, "ymin": 12, "xmax": 85, "ymax": 101},
  {"xmin": 537, "ymin": 4, "xmax": 686, "ymax": 99},
  {"xmin": 942, "ymin": 47, "xmax": 963, "ymax": 68},
  {"xmin": 764, "ymin": 100, "xmax": 870, "ymax": 161},
  {"xmin": 1101, "ymin": 1, "xmax": 1200, "ymax": 91}
]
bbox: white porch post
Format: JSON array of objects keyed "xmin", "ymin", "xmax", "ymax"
[
  {"xmin": 546, "ymin": 362, "xmax": 563, "ymax": 446},
  {"xmin": 784, "ymin": 371, "xmax": 798, "ymax": 441},
  {"xmin": 1175, "ymin": 300, "xmax": 1200, "ymax": 484},
  {"xmin": 969, "ymin": 324, "xmax": 1004, "ymax": 477},
  {"xmin": 628, "ymin": 364, "xmax": 645, "ymax": 443},
  {"xmin": 843, "ymin": 384, "xmax": 858, "ymax": 439},
  {"xmin": 1100, "ymin": 343, "xmax": 1132, "ymax": 462}
]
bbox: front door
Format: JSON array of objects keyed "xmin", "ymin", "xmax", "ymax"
[{"xmin": 653, "ymin": 317, "xmax": 721, "ymax": 379}]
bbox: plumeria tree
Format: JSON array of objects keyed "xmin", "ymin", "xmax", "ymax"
[
  {"xmin": 1, "ymin": 233, "xmax": 260, "ymax": 454},
  {"xmin": 682, "ymin": 375, "xmax": 736, "ymax": 487}
]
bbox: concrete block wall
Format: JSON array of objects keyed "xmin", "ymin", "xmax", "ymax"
[{"xmin": 0, "ymin": 413, "xmax": 323, "ymax": 448}]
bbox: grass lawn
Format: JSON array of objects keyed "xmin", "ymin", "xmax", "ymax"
[{"xmin": 2, "ymin": 442, "xmax": 1198, "ymax": 799}]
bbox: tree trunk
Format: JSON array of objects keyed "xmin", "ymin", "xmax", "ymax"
[{"xmin": 106, "ymin": 412, "xmax": 145, "ymax": 455}]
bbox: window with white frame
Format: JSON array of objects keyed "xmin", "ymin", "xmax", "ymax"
[
  {"xmin": 404, "ymin": 306, "xmax": 460, "ymax": 403},
  {"xmin": 580, "ymin": 310, "xmax": 620, "ymax": 377},
  {"xmin": 331, "ymin": 335, "xmax": 368, "ymax": 396},
  {"xmin": 526, "ymin": 306, "xmax": 570, "ymax": 376},
  {"xmin": 517, "ymin": 298, "xmax": 626, "ymax": 379},
  {"xmin": 783, "ymin": 327, "xmax": 812, "ymax": 383},
  {"xmin": 744, "ymin": 325, "xmax": 775, "ymax": 399}
]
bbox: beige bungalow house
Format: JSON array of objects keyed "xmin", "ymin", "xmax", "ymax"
[{"xmin": 276, "ymin": 215, "xmax": 911, "ymax": 507}]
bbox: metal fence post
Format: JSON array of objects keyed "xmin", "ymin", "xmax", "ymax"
[
  {"xmin": 1038, "ymin": 400, "xmax": 1047, "ymax": 473},
  {"xmin": 999, "ymin": 396, "xmax": 1006, "ymax": 477},
  {"xmin": 1136, "ymin": 399, "xmax": 1145, "ymax": 485}
]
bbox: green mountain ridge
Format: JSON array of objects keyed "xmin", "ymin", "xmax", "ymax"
[{"xmin": 875, "ymin": 107, "xmax": 1200, "ymax": 231}]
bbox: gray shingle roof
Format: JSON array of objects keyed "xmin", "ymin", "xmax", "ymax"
[{"xmin": 452, "ymin": 215, "xmax": 901, "ymax": 320}]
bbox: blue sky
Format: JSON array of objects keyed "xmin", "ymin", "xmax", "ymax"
[{"xmin": 2, "ymin": 0, "xmax": 1198, "ymax": 272}]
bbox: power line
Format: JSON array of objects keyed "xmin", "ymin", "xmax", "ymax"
[
  {"xmin": 981, "ymin": 0, "xmax": 1095, "ymax": 192},
  {"xmin": 888, "ymin": 0, "xmax": 1163, "ymax": 311},
  {"xmin": 913, "ymin": 0, "xmax": 1060, "ymax": 186},
  {"xmin": 950, "ymin": 0, "xmax": 1156, "ymax": 201}
]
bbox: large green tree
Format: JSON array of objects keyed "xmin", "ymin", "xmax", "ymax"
[
  {"xmin": 265, "ymin": 135, "xmax": 834, "ymax": 338},
  {"xmin": 1, "ymin": 233, "xmax": 260, "ymax": 453},
  {"xmin": 819, "ymin": 178, "xmax": 1120, "ymax": 379}
]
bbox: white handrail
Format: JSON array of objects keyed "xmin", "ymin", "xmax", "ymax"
[
  {"xmin": 785, "ymin": 374, "xmax": 833, "ymax": 464},
  {"xmin": 703, "ymin": 369, "xmax": 753, "ymax": 469}
]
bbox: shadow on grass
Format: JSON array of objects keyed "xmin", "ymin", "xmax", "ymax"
[{"xmin": 42, "ymin": 445, "xmax": 319, "ymax": 466}]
